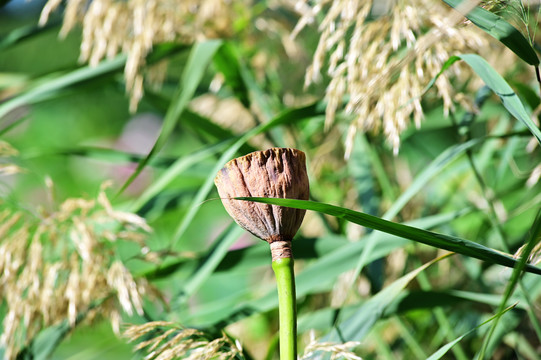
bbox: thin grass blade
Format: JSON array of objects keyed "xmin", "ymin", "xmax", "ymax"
[
  {"xmin": 384, "ymin": 138, "xmax": 481, "ymax": 220},
  {"xmin": 324, "ymin": 254, "xmax": 453, "ymax": 342},
  {"xmin": 213, "ymin": 42, "xmax": 251, "ymax": 108},
  {"xmin": 478, "ymin": 209, "xmax": 541, "ymax": 359},
  {"xmin": 117, "ymin": 39, "xmax": 223, "ymax": 195},
  {"xmin": 459, "ymin": 54, "xmax": 541, "ymax": 145},
  {"xmin": 129, "ymin": 140, "xmax": 232, "ymax": 212},
  {"xmin": 175, "ymin": 223, "xmax": 244, "ymax": 304},
  {"xmin": 0, "ymin": 55, "xmax": 126, "ymax": 121},
  {"xmin": 0, "ymin": 21, "xmax": 61, "ymax": 51},
  {"xmin": 427, "ymin": 304, "xmax": 517, "ymax": 360},
  {"xmin": 235, "ymin": 197, "xmax": 541, "ymax": 275},
  {"xmin": 424, "ymin": 54, "xmax": 541, "ymax": 145},
  {"xmin": 442, "ymin": 0, "xmax": 539, "ymax": 66}
]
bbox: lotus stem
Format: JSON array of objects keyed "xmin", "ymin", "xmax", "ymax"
[{"xmin": 271, "ymin": 241, "xmax": 297, "ymax": 360}]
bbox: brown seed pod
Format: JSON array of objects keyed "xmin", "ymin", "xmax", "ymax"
[{"xmin": 214, "ymin": 148, "xmax": 309, "ymax": 248}]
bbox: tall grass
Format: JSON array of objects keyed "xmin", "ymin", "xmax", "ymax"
[{"xmin": 0, "ymin": 0, "xmax": 540, "ymax": 359}]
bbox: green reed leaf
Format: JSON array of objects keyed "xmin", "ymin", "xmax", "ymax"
[
  {"xmin": 442, "ymin": 0, "xmax": 539, "ymax": 65},
  {"xmin": 235, "ymin": 197, "xmax": 541, "ymax": 275}
]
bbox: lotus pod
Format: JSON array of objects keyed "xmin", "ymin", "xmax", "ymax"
[{"xmin": 214, "ymin": 148, "xmax": 309, "ymax": 244}]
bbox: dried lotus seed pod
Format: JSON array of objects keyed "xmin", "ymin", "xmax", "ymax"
[{"xmin": 214, "ymin": 148, "xmax": 309, "ymax": 250}]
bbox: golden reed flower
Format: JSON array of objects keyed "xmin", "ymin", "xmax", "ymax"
[
  {"xmin": 214, "ymin": 148, "xmax": 309, "ymax": 259},
  {"xmin": 290, "ymin": 0, "xmax": 491, "ymax": 155},
  {"xmin": 38, "ymin": 0, "xmax": 242, "ymax": 112},
  {"xmin": 124, "ymin": 321, "xmax": 242, "ymax": 360},
  {"xmin": 301, "ymin": 330, "xmax": 360, "ymax": 360},
  {"xmin": 0, "ymin": 183, "xmax": 154, "ymax": 359}
]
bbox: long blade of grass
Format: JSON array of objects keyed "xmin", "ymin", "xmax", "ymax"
[
  {"xmin": 181, "ymin": 110, "xmax": 258, "ymax": 156},
  {"xmin": 426, "ymin": 304, "xmax": 517, "ymax": 360},
  {"xmin": 235, "ymin": 197, "xmax": 541, "ymax": 275},
  {"xmin": 297, "ymin": 289, "xmax": 527, "ymax": 334},
  {"xmin": 175, "ymin": 223, "xmax": 243, "ymax": 304},
  {"xmin": 20, "ymin": 145, "xmax": 178, "ymax": 166},
  {"xmin": 478, "ymin": 209, "xmax": 541, "ymax": 359},
  {"xmin": 338, "ymin": 136, "xmax": 490, "ymax": 354},
  {"xmin": 0, "ymin": 55, "xmax": 126, "ymax": 121},
  {"xmin": 142, "ymin": 91, "xmax": 256, "ymax": 155},
  {"xmin": 424, "ymin": 54, "xmax": 541, "ymax": 145},
  {"xmin": 332, "ymin": 134, "xmax": 475, "ymax": 335},
  {"xmin": 459, "ymin": 53, "xmax": 541, "ymax": 145},
  {"xmin": 294, "ymin": 211, "xmax": 464, "ymax": 299},
  {"xmin": 324, "ymin": 254, "xmax": 453, "ymax": 342},
  {"xmin": 117, "ymin": 39, "xmax": 223, "ymax": 195},
  {"xmin": 129, "ymin": 140, "xmax": 232, "ymax": 212},
  {"xmin": 442, "ymin": 0, "xmax": 539, "ymax": 65},
  {"xmin": 0, "ymin": 21, "xmax": 61, "ymax": 50},
  {"xmin": 213, "ymin": 42, "xmax": 251, "ymax": 108},
  {"xmin": 384, "ymin": 137, "xmax": 481, "ymax": 220}
]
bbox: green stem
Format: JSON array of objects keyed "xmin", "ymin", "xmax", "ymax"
[{"xmin": 272, "ymin": 256, "xmax": 297, "ymax": 360}]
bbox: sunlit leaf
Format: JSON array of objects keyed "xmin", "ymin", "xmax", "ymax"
[{"xmin": 442, "ymin": 0, "xmax": 539, "ymax": 65}]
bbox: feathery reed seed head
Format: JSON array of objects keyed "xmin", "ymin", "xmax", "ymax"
[
  {"xmin": 0, "ymin": 182, "xmax": 154, "ymax": 359},
  {"xmin": 301, "ymin": 330, "xmax": 361, "ymax": 360},
  {"xmin": 124, "ymin": 321, "xmax": 242, "ymax": 360},
  {"xmin": 214, "ymin": 148, "xmax": 309, "ymax": 245},
  {"xmin": 39, "ymin": 0, "xmax": 243, "ymax": 112},
  {"xmin": 291, "ymin": 0, "xmax": 491, "ymax": 155}
]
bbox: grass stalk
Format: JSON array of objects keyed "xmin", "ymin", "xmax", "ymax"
[{"xmin": 271, "ymin": 242, "xmax": 297, "ymax": 360}]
